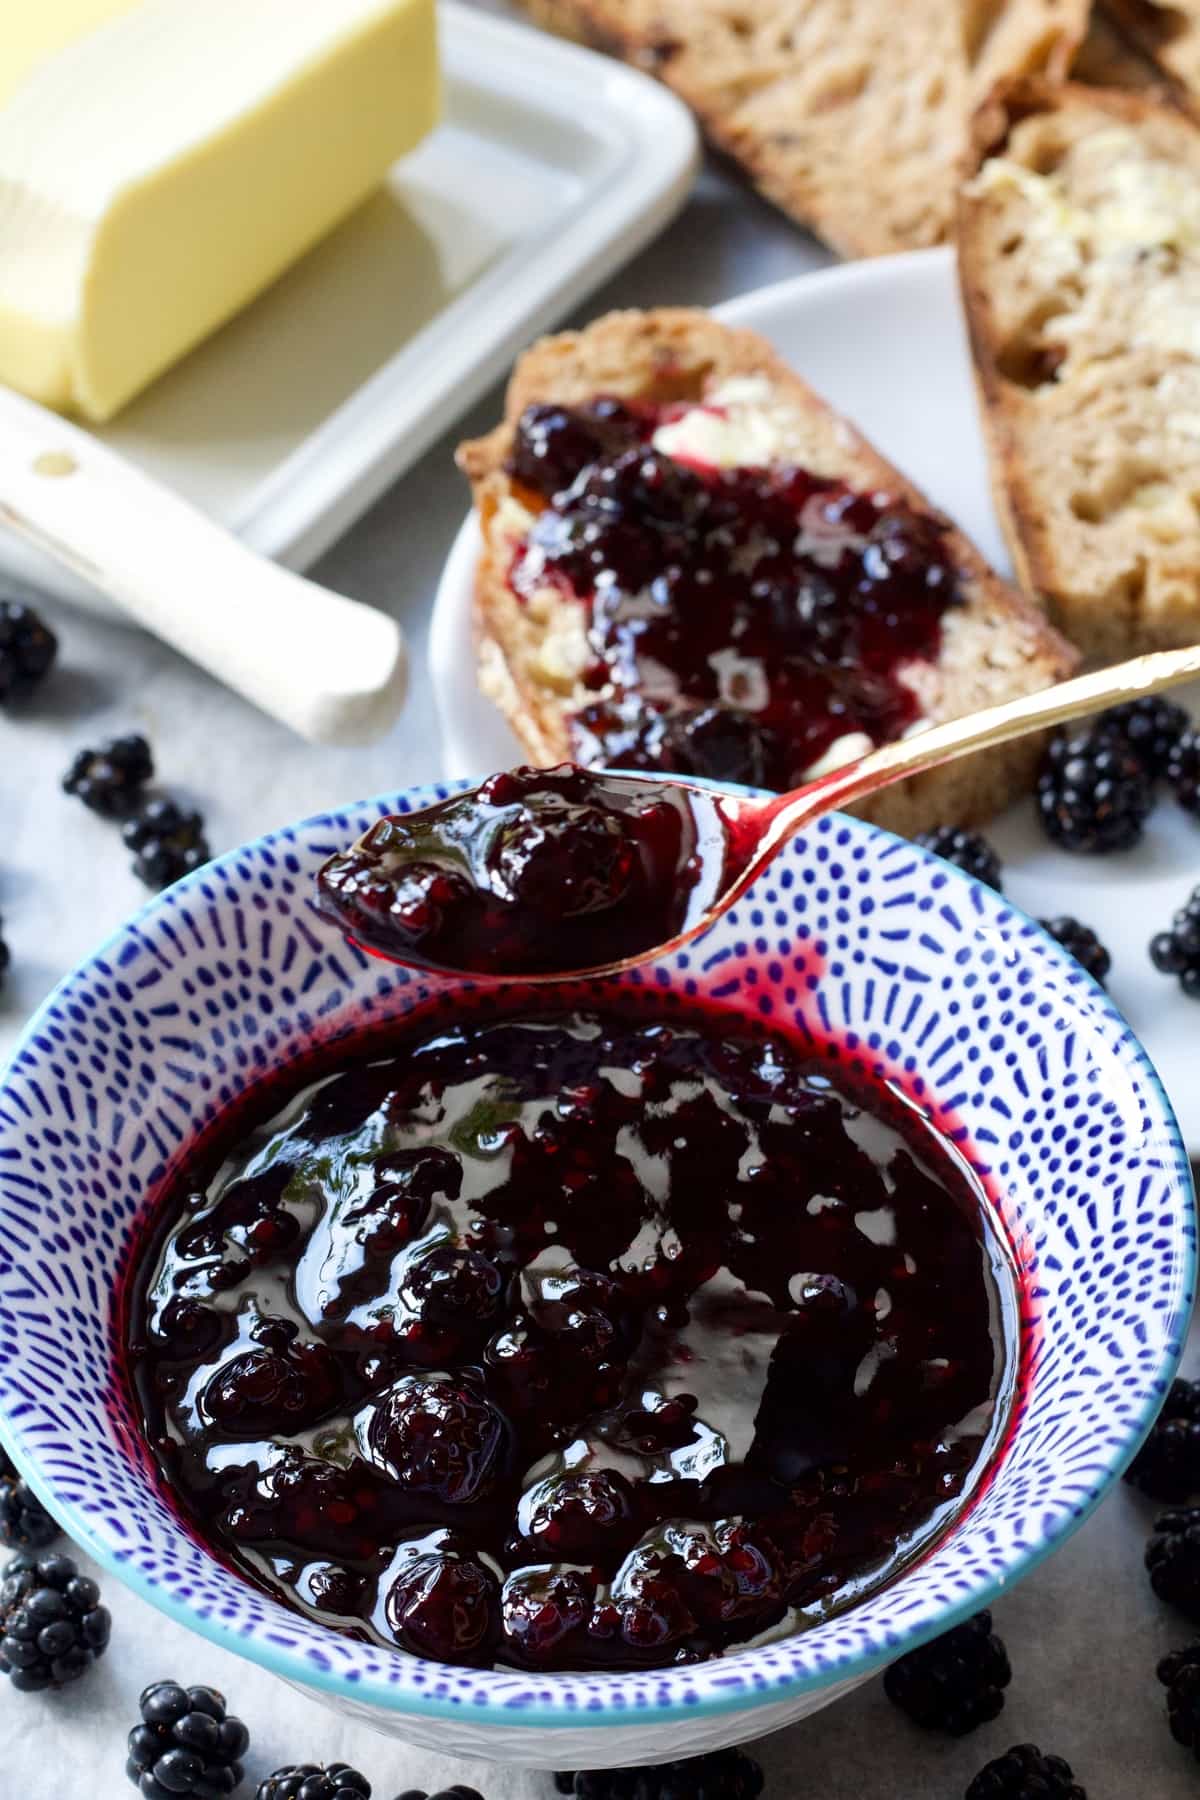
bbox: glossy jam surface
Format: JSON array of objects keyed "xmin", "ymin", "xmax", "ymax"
[
  {"xmin": 315, "ymin": 764, "xmax": 741, "ymax": 977},
  {"xmin": 128, "ymin": 1011, "xmax": 1014, "ymax": 1672},
  {"xmin": 506, "ymin": 398, "xmax": 963, "ymax": 791}
]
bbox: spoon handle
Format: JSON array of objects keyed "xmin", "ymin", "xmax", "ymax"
[
  {"xmin": 752, "ymin": 641, "xmax": 1200, "ymax": 864},
  {"xmin": 0, "ymin": 386, "xmax": 407, "ymax": 745}
]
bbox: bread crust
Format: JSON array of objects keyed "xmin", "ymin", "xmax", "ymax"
[
  {"xmin": 960, "ymin": 77, "xmax": 1200, "ymax": 656},
  {"xmin": 1071, "ymin": 7, "xmax": 1175, "ymax": 90},
  {"xmin": 457, "ymin": 308, "xmax": 1078, "ymax": 835},
  {"xmin": 1105, "ymin": 0, "xmax": 1200, "ymax": 92},
  {"xmin": 521, "ymin": 1, "xmax": 1089, "ymax": 259}
]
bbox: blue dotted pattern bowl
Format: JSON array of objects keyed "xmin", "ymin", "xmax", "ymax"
[{"xmin": 0, "ymin": 783, "xmax": 1192, "ymax": 1769}]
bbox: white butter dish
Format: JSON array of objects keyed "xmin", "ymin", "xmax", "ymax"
[{"xmin": 0, "ymin": 2, "xmax": 699, "ymax": 612}]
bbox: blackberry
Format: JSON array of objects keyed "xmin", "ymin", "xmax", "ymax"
[
  {"xmin": 1038, "ymin": 917, "xmax": 1111, "ymax": 986},
  {"xmin": 1159, "ymin": 1641, "xmax": 1200, "ymax": 1756},
  {"xmin": 965, "ymin": 1743, "xmax": 1086, "ymax": 1799},
  {"xmin": 1168, "ymin": 727, "xmax": 1200, "ymax": 817},
  {"xmin": 63, "ymin": 733, "xmax": 153, "ymax": 817},
  {"xmin": 393, "ymin": 1790, "xmax": 485, "ymax": 1800},
  {"xmin": 0, "ymin": 598, "xmax": 57, "ymax": 700},
  {"xmin": 913, "ymin": 827, "xmax": 1003, "ymax": 891},
  {"xmin": 122, "ymin": 798, "xmax": 211, "ymax": 889},
  {"xmin": 882, "ymin": 1609, "xmax": 1011, "ymax": 1734},
  {"xmin": 1127, "ymin": 1379, "xmax": 1200, "ymax": 1502},
  {"xmin": 1148, "ymin": 1509, "xmax": 1200, "ymax": 1619},
  {"xmin": 507, "ymin": 399, "xmax": 639, "ymax": 498},
  {"xmin": 0, "ymin": 923, "xmax": 8, "ymax": 992},
  {"xmin": 257, "ymin": 1768, "xmax": 370, "ymax": 1800},
  {"xmin": 1151, "ymin": 887, "xmax": 1200, "ymax": 999},
  {"xmin": 127, "ymin": 1680, "xmax": 249, "ymax": 1798},
  {"xmin": 0, "ymin": 1448, "xmax": 59, "ymax": 1550},
  {"xmin": 552, "ymin": 1750, "xmax": 765, "ymax": 1797},
  {"xmin": 0, "ymin": 1550, "xmax": 111, "ymax": 1690},
  {"xmin": 1036, "ymin": 727, "xmax": 1153, "ymax": 853},
  {"xmin": 1099, "ymin": 695, "xmax": 1189, "ymax": 777}
]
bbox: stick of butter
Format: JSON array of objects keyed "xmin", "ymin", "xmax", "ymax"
[{"xmin": 0, "ymin": 0, "xmax": 439, "ymax": 421}]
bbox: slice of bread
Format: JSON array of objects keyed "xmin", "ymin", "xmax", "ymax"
[
  {"xmin": 960, "ymin": 78, "xmax": 1200, "ymax": 657},
  {"xmin": 456, "ymin": 309, "xmax": 1078, "ymax": 836},
  {"xmin": 1104, "ymin": 0, "xmax": 1200, "ymax": 92},
  {"xmin": 521, "ymin": 0, "xmax": 1088, "ymax": 259}
]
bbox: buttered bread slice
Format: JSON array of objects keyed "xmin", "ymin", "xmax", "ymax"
[
  {"xmin": 521, "ymin": 1, "xmax": 1087, "ymax": 258},
  {"xmin": 457, "ymin": 310, "xmax": 1077, "ymax": 836},
  {"xmin": 960, "ymin": 80, "xmax": 1200, "ymax": 656}
]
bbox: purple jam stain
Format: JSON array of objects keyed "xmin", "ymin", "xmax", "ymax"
[
  {"xmin": 314, "ymin": 763, "xmax": 743, "ymax": 977},
  {"xmin": 504, "ymin": 397, "xmax": 962, "ymax": 791},
  {"xmin": 126, "ymin": 1009, "xmax": 1017, "ymax": 1673}
]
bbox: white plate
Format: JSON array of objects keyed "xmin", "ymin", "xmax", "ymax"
[
  {"xmin": 0, "ymin": 1, "xmax": 698, "ymax": 614},
  {"xmin": 430, "ymin": 246, "xmax": 1200, "ymax": 1152}
]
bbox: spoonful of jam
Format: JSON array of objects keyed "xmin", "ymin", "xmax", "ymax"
[
  {"xmin": 316, "ymin": 643, "xmax": 1200, "ymax": 981},
  {"xmin": 316, "ymin": 763, "xmax": 739, "ymax": 976}
]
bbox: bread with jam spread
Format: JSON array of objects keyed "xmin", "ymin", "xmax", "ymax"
[
  {"xmin": 960, "ymin": 79, "xmax": 1200, "ymax": 656},
  {"xmin": 456, "ymin": 309, "xmax": 1078, "ymax": 835},
  {"xmin": 518, "ymin": 0, "xmax": 1089, "ymax": 258}
]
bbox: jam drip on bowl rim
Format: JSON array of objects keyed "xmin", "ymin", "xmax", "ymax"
[
  {"xmin": 127, "ymin": 1010, "xmax": 1017, "ymax": 1674},
  {"xmin": 503, "ymin": 394, "xmax": 964, "ymax": 792},
  {"xmin": 315, "ymin": 763, "xmax": 745, "ymax": 977}
]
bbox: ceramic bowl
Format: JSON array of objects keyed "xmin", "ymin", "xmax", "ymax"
[{"xmin": 0, "ymin": 781, "xmax": 1193, "ymax": 1770}]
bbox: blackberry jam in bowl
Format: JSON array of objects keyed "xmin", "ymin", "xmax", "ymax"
[
  {"xmin": 128, "ymin": 1012, "xmax": 1015, "ymax": 1675},
  {"xmin": 0, "ymin": 779, "xmax": 1192, "ymax": 1770}
]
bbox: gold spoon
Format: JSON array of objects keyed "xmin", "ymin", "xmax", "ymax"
[
  {"xmin": 525, "ymin": 640, "xmax": 1200, "ymax": 980},
  {"xmin": 322, "ymin": 642, "xmax": 1200, "ymax": 982}
]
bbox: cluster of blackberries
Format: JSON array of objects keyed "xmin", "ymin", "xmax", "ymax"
[
  {"xmin": 257, "ymin": 1770, "xmax": 371, "ymax": 1800},
  {"xmin": 255, "ymin": 1770, "xmax": 485, "ymax": 1800},
  {"xmin": 1159, "ymin": 1643, "xmax": 1200, "ymax": 1759},
  {"xmin": 393, "ymin": 1788, "xmax": 486, "ymax": 1800},
  {"xmin": 63, "ymin": 732, "xmax": 155, "ymax": 817},
  {"xmin": 1035, "ymin": 696, "xmax": 1190, "ymax": 854},
  {"xmin": 964, "ymin": 1744, "xmax": 1086, "ymax": 1799},
  {"xmin": 1135, "ymin": 1383, "xmax": 1200, "ymax": 1637},
  {"xmin": 0, "ymin": 598, "xmax": 57, "ymax": 702},
  {"xmin": 251, "ymin": 1764, "xmax": 486, "ymax": 1800},
  {"xmin": 129, "ymin": 1709, "xmax": 494, "ymax": 1800},
  {"xmin": 0, "ymin": 1448, "xmax": 59, "ymax": 1552},
  {"xmin": 123, "ymin": 797, "xmax": 212, "ymax": 889},
  {"xmin": 1037, "ymin": 725, "xmax": 1151, "ymax": 854},
  {"xmin": 63, "ymin": 733, "xmax": 211, "ymax": 890},
  {"xmin": 1128, "ymin": 1379, "xmax": 1200, "ymax": 1504},
  {"xmin": 912, "ymin": 828, "xmax": 1110, "ymax": 985},
  {"xmin": 1031, "ymin": 697, "xmax": 1200, "ymax": 996},
  {"xmin": 1151, "ymin": 890, "xmax": 1200, "ymax": 1000},
  {"xmin": 1147, "ymin": 1509, "xmax": 1200, "ymax": 1619},
  {"xmin": 0, "ymin": 1550, "xmax": 110, "ymax": 1691},
  {"xmin": 883, "ymin": 1609, "xmax": 1011, "ymax": 1735},
  {"xmin": 128, "ymin": 1680, "xmax": 249, "ymax": 1798},
  {"xmin": 1038, "ymin": 915, "xmax": 1112, "ymax": 985},
  {"xmin": 1144, "ymin": 1509, "xmax": 1200, "ymax": 1767},
  {"xmin": 914, "ymin": 826, "xmax": 1004, "ymax": 891},
  {"xmin": 1109, "ymin": 1375, "xmax": 1200, "ymax": 1771}
]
